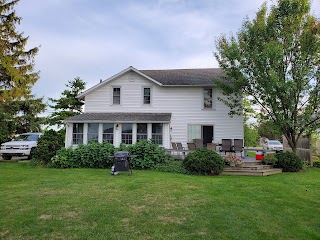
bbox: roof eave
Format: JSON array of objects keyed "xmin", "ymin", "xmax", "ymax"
[{"xmin": 64, "ymin": 120, "xmax": 170, "ymax": 123}]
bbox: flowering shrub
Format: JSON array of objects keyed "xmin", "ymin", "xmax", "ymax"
[{"xmin": 223, "ymin": 154, "xmax": 244, "ymax": 166}]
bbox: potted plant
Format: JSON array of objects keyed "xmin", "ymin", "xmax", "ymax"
[{"xmin": 223, "ymin": 154, "xmax": 244, "ymax": 167}]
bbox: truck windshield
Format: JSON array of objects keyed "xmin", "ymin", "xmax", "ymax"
[{"xmin": 14, "ymin": 134, "xmax": 40, "ymax": 141}]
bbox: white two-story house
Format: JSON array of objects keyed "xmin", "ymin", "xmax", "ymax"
[{"xmin": 64, "ymin": 66, "xmax": 243, "ymax": 149}]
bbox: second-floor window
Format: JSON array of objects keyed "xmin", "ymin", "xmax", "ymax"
[
  {"xmin": 204, "ymin": 89, "xmax": 212, "ymax": 108},
  {"xmin": 143, "ymin": 88, "xmax": 151, "ymax": 104},
  {"xmin": 113, "ymin": 87, "xmax": 121, "ymax": 104}
]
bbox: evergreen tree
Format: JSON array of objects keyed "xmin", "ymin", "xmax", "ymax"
[
  {"xmin": 0, "ymin": 0, "xmax": 43, "ymax": 142},
  {"xmin": 48, "ymin": 77, "xmax": 86, "ymax": 127},
  {"xmin": 13, "ymin": 95, "xmax": 46, "ymax": 133},
  {"xmin": 0, "ymin": 0, "xmax": 39, "ymax": 103}
]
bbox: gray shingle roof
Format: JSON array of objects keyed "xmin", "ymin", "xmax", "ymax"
[
  {"xmin": 64, "ymin": 112, "xmax": 172, "ymax": 123},
  {"xmin": 140, "ymin": 68, "xmax": 224, "ymax": 86}
]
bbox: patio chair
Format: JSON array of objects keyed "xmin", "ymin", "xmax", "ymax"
[
  {"xmin": 233, "ymin": 139, "xmax": 244, "ymax": 157},
  {"xmin": 171, "ymin": 142, "xmax": 178, "ymax": 150},
  {"xmin": 220, "ymin": 139, "xmax": 233, "ymax": 154},
  {"xmin": 207, "ymin": 143, "xmax": 217, "ymax": 151},
  {"xmin": 187, "ymin": 143, "xmax": 196, "ymax": 151},
  {"xmin": 176, "ymin": 142, "xmax": 185, "ymax": 150},
  {"xmin": 170, "ymin": 142, "xmax": 181, "ymax": 159},
  {"xmin": 193, "ymin": 138, "xmax": 203, "ymax": 149}
]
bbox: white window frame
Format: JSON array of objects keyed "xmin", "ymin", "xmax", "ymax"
[
  {"xmin": 203, "ymin": 88, "xmax": 213, "ymax": 109},
  {"xmin": 72, "ymin": 123, "xmax": 84, "ymax": 145},
  {"xmin": 87, "ymin": 123, "xmax": 99, "ymax": 143},
  {"xmin": 102, "ymin": 123, "xmax": 114, "ymax": 144},
  {"xmin": 152, "ymin": 123, "xmax": 163, "ymax": 145},
  {"xmin": 141, "ymin": 86, "xmax": 152, "ymax": 106},
  {"xmin": 112, "ymin": 86, "xmax": 121, "ymax": 105}
]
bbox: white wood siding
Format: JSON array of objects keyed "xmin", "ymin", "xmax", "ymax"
[{"xmin": 83, "ymin": 71, "xmax": 243, "ymax": 149}]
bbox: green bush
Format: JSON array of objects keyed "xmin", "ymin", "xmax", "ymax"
[
  {"xmin": 275, "ymin": 151, "xmax": 303, "ymax": 172},
  {"xmin": 152, "ymin": 160, "xmax": 188, "ymax": 174},
  {"xmin": 313, "ymin": 159, "xmax": 320, "ymax": 168},
  {"xmin": 183, "ymin": 148, "xmax": 224, "ymax": 175},
  {"xmin": 31, "ymin": 130, "xmax": 65, "ymax": 165},
  {"xmin": 262, "ymin": 153, "xmax": 277, "ymax": 166},
  {"xmin": 51, "ymin": 140, "xmax": 172, "ymax": 169},
  {"xmin": 51, "ymin": 142, "xmax": 115, "ymax": 168},
  {"xmin": 127, "ymin": 140, "xmax": 173, "ymax": 169}
]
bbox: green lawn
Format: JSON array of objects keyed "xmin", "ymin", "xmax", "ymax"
[{"xmin": 1, "ymin": 162, "xmax": 319, "ymax": 240}]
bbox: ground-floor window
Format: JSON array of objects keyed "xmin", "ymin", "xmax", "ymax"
[
  {"xmin": 187, "ymin": 124, "xmax": 201, "ymax": 142},
  {"xmin": 87, "ymin": 123, "xmax": 99, "ymax": 142},
  {"xmin": 137, "ymin": 123, "xmax": 148, "ymax": 141},
  {"xmin": 103, "ymin": 123, "xmax": 114, "ymax": 144},
  {"xmin": 122, "ymin": 123, "xmax": 133, "ymax": 144},
  {"xmin": 152, "ymin": 123, "xmax": 163, "ymax": 145},
  {"xmin": 73, "ymin": 123, "xmax": 84, "ymax": 144}
]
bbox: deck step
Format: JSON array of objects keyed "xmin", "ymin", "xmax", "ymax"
[
  {"xmin": 222, "ymin": 168, "xmax": 282, "ymax": 176},
  {"xmin": 225, "ymin": 165, "xmax": 273, "ymax": 170},
  {"xmin": 243, "ymin": 161, "xmax": 263, "ymax": 166}
]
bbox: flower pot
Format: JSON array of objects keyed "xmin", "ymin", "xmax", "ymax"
[{"xmin": 230, "ymin": 163, "xmax": 236, "ymax": 167}]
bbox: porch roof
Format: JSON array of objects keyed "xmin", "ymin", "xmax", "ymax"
[{"xmin": 64, "ymin": 112, "xmax": 172, "ymax": 123}]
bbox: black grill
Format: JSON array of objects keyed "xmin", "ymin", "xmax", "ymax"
[{"xmin": 112, "ymin": 151, "xmax": 132, "ymax": 175}]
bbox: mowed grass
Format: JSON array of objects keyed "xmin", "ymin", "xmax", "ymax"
[{"xmin": 0, "ymin": 162, "xmax": 320, "ymax": 240}]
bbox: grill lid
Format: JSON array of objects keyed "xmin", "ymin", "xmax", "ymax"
[{"xmin": 114, "ymin": 151, "xmax": 130, "ymax": 157}]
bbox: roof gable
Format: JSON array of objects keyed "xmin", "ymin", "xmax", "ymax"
[
  {"xmin": 77, "ymin": 66, "xmax": 224, "ymax": 99},
  {"xmin": 77, "ymin": 66, "xmax": 163, "ymax": 99}
]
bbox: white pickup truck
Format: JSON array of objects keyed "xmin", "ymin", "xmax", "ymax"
[{"xmin": 0, "ymin": 132, "xmax": 43, "ymax": 160}]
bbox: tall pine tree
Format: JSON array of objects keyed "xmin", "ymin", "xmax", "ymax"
[
  {"xmin": 0, "ymin": 0, "xmax": 43, "ymax": 142},
  {"xmin": 48, "ymin": 77, "xmax": 86, "ymax": 127}
]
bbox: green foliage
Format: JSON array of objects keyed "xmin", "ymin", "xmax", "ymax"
[
  {"xmin": 127, "ymin": 140, "xmax": 173, "ymax": 169},
  {"xmin": 244, "ymin": 123, "xmax": 259, "ymax": 147},
  {"xmin": 257, "ymin": 120, "xmax": 282, "ymax": 141},
  {"xmin": 183, "ymin": 148, "xmax": 224, "ymax": 175},
  {"xmin": 51, "ymin": 140, "xmax": 172, "ymax": 169},
  {"xmin": 313, "ymin": 159, "xmax": 320, "ymax": 168},
  {"xmin": 31, "ymin": 130, "xmax": 65, "ymax": 165},
  {"xmin": 51, "ymin": 142, "xmax": 115, "ymax": 168},
  {"xmin": 0, "ymin": 0, "xmax": 44, "ymax": 140},
  {"xmin": 262, "ymin": 153, "xmax": 277, "ymax": 166},
  {"xmin": 48, "ymin": 77, "xmax": 86, "ymax": 127},
  {"xmin": 152, "ymin": 161, "xmax": 188, "ymax": 174},
  {"xmin": 275, "ymin": 151, "xmax": 303, "ymax": 172},
  {"xmin": 214, "ymin": 0, "xmax": 320, "ymax": 152}
]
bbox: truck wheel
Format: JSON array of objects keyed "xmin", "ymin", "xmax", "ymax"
[
  {"xmin": 27, "ymin": 148, "xmax": 35, "ymax": 160},
  {"xmin": 3, "ymin": 155, "xmax": 12, "ymax": 160}
]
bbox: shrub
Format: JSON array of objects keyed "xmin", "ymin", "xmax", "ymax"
[
  {"xmin": 127, "ymin": 140, "xmax": 173, "ymax": 169},
  {"xmin": 51, "ymin": 142, "xmax": 115, "ymax": 168},
  {"xmin": 183, "ymin": 148, "xmax": 224, "ymax": 175},
  {"xmin": 262, "ymin": 153, "xmax": 277, "ymax": 166},
  {"xmin": 275, "ymin": 151, "xmax": 303, "ymax": 172},
  {"xmin": 152, "ymin": 160, "xmax": 188, "ymax": 174},
  {"xmin": 31, "ymin": 130, "xmax": 65, "ymax": 166},
  {"xmin": 313, "ymin": 159, "xmax": 320, "ymax": 168}
]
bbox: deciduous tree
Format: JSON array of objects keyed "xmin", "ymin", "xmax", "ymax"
[{"xmin": 214, "ymin": 0, "xmax": 320, "ymax": 153}]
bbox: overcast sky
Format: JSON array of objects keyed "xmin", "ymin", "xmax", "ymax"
[{"xmin": 15, "ymin": 0, "xmax": 320, "ymax": 114}]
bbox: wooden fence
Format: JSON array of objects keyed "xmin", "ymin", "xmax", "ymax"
[{"xmin": 282, "ymin": 136, "xmax": 312, "ymax": 166}]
